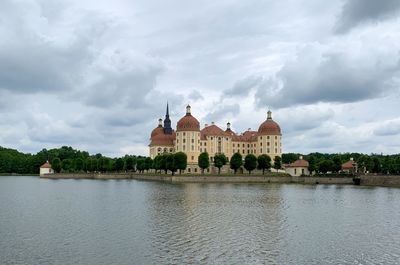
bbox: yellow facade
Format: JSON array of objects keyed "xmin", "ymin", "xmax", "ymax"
[{"xmin": 149, "ymin": 105, "xmax": 282, "ymax": 165}]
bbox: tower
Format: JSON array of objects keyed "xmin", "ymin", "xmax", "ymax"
[{"xmin": 163, "ymin": 102, "xmax": 173, "ymax": 134}]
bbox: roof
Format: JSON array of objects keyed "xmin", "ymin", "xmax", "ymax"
[
  {"xmin": 258, "ymin": 119, "xmax": 281, "ymax": 135},
  {"xmin": 40, "ymin": 161, "xmax": 52, "ymax": 168},
  {"xmin": 342, "ymin": 160, "xmax": 356, "ymax": 170},
  {"xmin": 176, "ymin": 114, "xmax": 200, "ymax": 132},
  {"xmin": 200, "ymin": 124, "xmax": 227, "ymax": 139},
  {"xmin": 151, "ymin": 126, "xmax": 164, "ymax": 138},
  {"xmin": 286, "ymin": 159, "xmax": 309, "ymax": 168},
  {"xmin": 150, "ymin": 131, "xmax": 176, "ymax": 146}
]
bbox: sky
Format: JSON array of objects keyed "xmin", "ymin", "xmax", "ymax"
[{"xmin": 0, "ymin": 0, "xmax": 399, "ymax": 157}]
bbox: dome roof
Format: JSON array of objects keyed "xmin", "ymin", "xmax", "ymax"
[
  {"xmin": 150, "ymin": 132, "xmax": 176, "ymax": 146},
  {"xmin": 258, "ymin": 110, "xmax": 281, "ymax": 135},
  {"xmin": 258, "ymin": 120, "xmax": 281, "ymax": 135},
  {"xmin": 151, "ymin": 126, "xmax": 164, "ymax": 138},
  {"xmin": 177, "ymin": 105, "xmax": 200, "ymax": 131}
]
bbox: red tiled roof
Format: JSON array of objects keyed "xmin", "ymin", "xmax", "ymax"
[
  {"xmin": 150, "ymin": 131, "xmax": 176, "ymax": 146},
  {"xmin": 40, "ymin": 161, "xmax": 52, "ymax": 168},
  {"xmin": 200, "ymin": 124, "xmax": 227, "ymax": 139},
  {"xmin": 286, "ymin": 159, "xmax": 309, "ymax": 168},
  {"xmin": 258, "ymin": 119, "xmax": 281, "ymax": 135},
  {"xmin": 151, "ymin": 126, "xmax": 164, "ymax": 138},
  {"xmin": 177, "ymin": 114, "xmax": 200, "ymax": 131},
  {"xmin": 342, "ymin": 160, "xmax": 356, "ymax": 170}
]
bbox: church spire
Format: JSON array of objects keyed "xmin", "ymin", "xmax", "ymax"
[{"xmin": 163, "ymin": 102, "xmax": 172, "ymax": 134}]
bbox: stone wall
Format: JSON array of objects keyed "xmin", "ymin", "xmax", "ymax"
[
  {"xmin": 360, "ymin": 175, "xmax": 400, "ymax": 187},
  {"xmin": 302, "ymin": 177, "xmax": 354, "ymax": 185}
]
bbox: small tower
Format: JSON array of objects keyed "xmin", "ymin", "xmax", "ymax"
[
  {"xmin": 267, "ymin": 110, "xmax": 272, "ymax": 120},
  {"xmin": 163, "ymin": 102, "xmax": 173, "ymax": 134}
]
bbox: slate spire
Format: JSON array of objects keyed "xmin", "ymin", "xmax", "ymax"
[{"xmin": 163, "ymin": 102, "xmax": 172, "ymax": 134}]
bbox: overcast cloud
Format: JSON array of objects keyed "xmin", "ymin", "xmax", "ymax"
[{"xmin": 0, "ymin": 0, "xmax": 399, "ymax": 156}]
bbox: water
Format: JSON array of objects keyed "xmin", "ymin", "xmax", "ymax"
[{"xmin": 0, "ymin": 176, "xmax": 399, "ymax": 265}]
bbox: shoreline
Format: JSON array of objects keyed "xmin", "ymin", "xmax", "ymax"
[{"xmin": 38, "ymin": 173, "xmax": 400, "ymax": 188}]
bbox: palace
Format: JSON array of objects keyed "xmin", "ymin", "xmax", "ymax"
[{"xmin": 149, "ymin": 104, "xmax": 282, "ymax": 172}]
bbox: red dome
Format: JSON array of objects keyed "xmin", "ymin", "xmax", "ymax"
[
  {"xmin": 151, "ymin": 126, "xmax": 164, "ymax": 138},
  {"xmin": 150, "ymin": 132, "xmax": 176, "ymax": 146},
  {"xmin": 177, "ymin": 114, "xmax": 200, "ymax": 131},
  {"xmin": 258, "ymin": 120, "xmax": 281, "ymax": 135}
]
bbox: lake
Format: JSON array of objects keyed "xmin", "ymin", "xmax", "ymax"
[{"xmin": 0, "ymin": 176, "xmax": 399, "ymax": 264}]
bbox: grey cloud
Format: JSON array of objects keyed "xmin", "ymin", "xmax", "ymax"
[
  {"xmin": 203, "ymin": 103, "xmax": 240, "ymax": 125},
  {"xmin": 374, "ymin": 119, "xmax": 400, "ymax": 136},
  {"xmin": 188, "ymin": 90, "xmax": 204, "ymax": 101},
  {"xmin": 335, "ymin": 0, "xmax": 400, "ymax": 33},
  {"xmin": 225, "ymin": 76, "xmax": 261, "ymax": 98},
  {"xmin": 255, "ymin": 47, "xmax": 400, "ymax": 109}
]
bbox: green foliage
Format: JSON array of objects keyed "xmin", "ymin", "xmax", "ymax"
[
  {"xmin": 198, "ymin": 152, "xmax": 210, "ymax": 174},
  {"xmin": 136, "ymin": 158, "xmax": 145, "ymax": 173},
  {"xmin": 230, "ymin": 153, "xmax": 243, "ymax": 174},
  {"xmin": 144, "ymin": 157, "xmax": 153, "ymax": 172},
  {"xmin": 174, "ymin": 152, "xmax": 187, "ymax": 174},
  {"xmin": 257, "ymin": 154, "xmax": 271, "ymax": 175},
  {"xmin": 273, "ymin": 156, "xmax": 282, "ymax": 171},
  {"xmin": 125, "ymin": 157, "xmax": 135, "ymax": 171},
  {"xmin": 114, "ymin": 158, "xmax": 124, "ymax": 172},
  {"xmin": 244, "ymin": 154, "xmax": 257, "ymax": 174},
  {"xmin": 52, "ymin": 158, "xmax": 61, "ymax": 173},
  {"xmin": 318, "ymin": 160, "xmax": 335, "ymax": 173},
  {"xmin": 214, "ymin": 153, "xmax": 227, "ymax": 174},
  {"xmin": 165, "ymin": 154, "xmax": 177, "ymax": 175},
  {"xmin": 75, "ymin": 158, "xmax": 84, "ymax": 172}
]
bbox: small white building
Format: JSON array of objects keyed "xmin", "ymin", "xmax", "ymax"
[
  {"xmin": 40, "ymin": 161, "xmax": 54, "ymax": 176},
  {"xmin": 285, "ymin": 156, "xmax": 310, "ymax": 176}
]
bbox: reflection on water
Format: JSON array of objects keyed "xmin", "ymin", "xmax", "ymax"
[{"xmin": 0, "ymin": 177, "xmax": 399, "ymax": 264}]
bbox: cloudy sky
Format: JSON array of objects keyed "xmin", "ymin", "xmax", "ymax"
[{"xmin": 0, "ymin": 0, "xmax": 399, "ymax": 157}]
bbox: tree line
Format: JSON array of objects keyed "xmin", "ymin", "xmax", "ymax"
[{"xmin": 282, "ymin": 152, "xmax": 400, "ymax": 175}]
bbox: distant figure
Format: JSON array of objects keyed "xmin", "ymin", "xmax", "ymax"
[{"xmin": 40, "ymin": 161, "xmax": 54, "ymax": 176}]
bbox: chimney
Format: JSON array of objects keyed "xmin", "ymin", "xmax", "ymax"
[
  {"xmin": 211, "ymin": 121, "xmax": 215, "ymax": 125},
  {"xmin": 186, "ymin": 104, "xmax": 191, "ymax": 115},
  {"xmin": 299, "ymin": 155, "xmax": 303, "ymax": 160},
  {"xmin": 205, "ymin": 123, "xmax": 208, "ymax": 127},
  {"xmin": 227, "ymin": 122, "xmax": 231, "ymax": 130},
  {"xmin": 350, "ymin": 157, "xmax": 354, "ymax": 161},
  {"xmin": 248, "ymin": 128, "xmax": 251, "ymax": 131}
]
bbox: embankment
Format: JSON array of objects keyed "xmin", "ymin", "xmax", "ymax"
[{"xmin": 40, "ymin": 173, "xmax": 400, "ymax": 187}]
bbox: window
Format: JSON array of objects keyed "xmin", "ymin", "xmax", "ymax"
[
  {"xmin": 267, "ymin": 148, "xmax": 270, "ymax": 153},
  {"xmin": 260, "ymin": 148, "xmax": 262, "ymax": 153},
  {"xmin": 200, "ymin": 148, "xmax": 202, "ymax": 152},
  {"xmin": 183, "ymin": 139, "xmax": 186, "ymax": 143},
  {"xmin": 247, "ymin": 150, "xmax": 250, "ymax": 154},
  {"xmin": 260, "ymin": 136, "xmax": 262, "ymax": 140},
  {"xmin": 275, "ymin": 142, "xmax": 277, "ymax": 146},
  {"xmin": 170, "ymin": 148, "xmax": 173, "ymax": 152},
  {"xmin": 242, "ymin": 149, "xmax": 245, "ymax": 153},
  {"xmin": 191, "ymin": 139, "xmax": 194, "ymax": 143},
  {"xmin": 183, "ymin": 132, "xmax": 186, "ymax": 136},
  {"xmin": 260, "ymin": 142, "xmax": 262, "ymax": 146},
  {"xmin": 267, "ymin": 142, "xmax": 270, "ymax": 146},
  {"xmin": 267, "ymin": 136, "xmax": 270, "ymax": 140},
  {"xmin": 191, "ymin": 156, "xmax": 194, "ymax": 160},
  {"xmin": 242, "ymin": 144, "xmax": 245, "ymax": 147},
  {"xmin": 191, "ymin": 145, "xmax": 194, "ymax": 151},
  {"xmin": 204, "ymin": 142, "xmax": 207, "ymax": 146},
  {"xmin": 275, "ymin": 136, "xmax": 277, "ymax": 140},
  {"xmin": 302, "ymin": 169, "xmax": 305, "ymax": 174},
  {"xmin": 248, "ymin": 144, "xmax": 250, "ymax": 148},
  {"xmin": 188, "ymin": 168, "xmax": 191, "ymax": 173},
  {"xmin": 177, "ymin": 139, "xmax": 179, "ymax": 143},
  {"xmin": 183, "ymin": 145, "xmax": 186, "ymax": 151},
  {"xmin": 295, "ymin": 169, "xmax": 297, "ymax": 175},
  {"xmin": 177, "ymin": 132, "xmax": 179, "ymax": 136},
  {"xmin": 275, "ymin": 148, "xmax": 277, "ymax": 153},
  {"xmin": 211, "ymin": 137, "xmax": 213, "ymax": 140},
  {"xmin": 194, "ymin": 168, "xmax": 198, "ymax": 173}
]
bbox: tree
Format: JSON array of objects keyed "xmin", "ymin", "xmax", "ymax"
[
  {"xmin": 257, "ymin": 154, "xmax": 271, "ymax": 175},
  {"xmin": 158, "ymin": 154, "xmax": 168, "ymax": 174},
  {"xmin": 115, "ymin": 158, "xmax": 124, "ymax": 172},
  {"xmin": 75, "ymin": 158, "xmax": 84, "ymax": 172},
  {"xmin": 273, "ymin": 156, "xmax": 282, "ymax": 172},
  {"xmin": 166, "ymin": 154, "xmax": 177, "ymax": 175},
  {"xmin": 125, "ymin": 157, "xmax": 135, "ymax": 171},
  {"xmin": 61, "ymin": 159, "xmax": 74, "ymax": 172},
  {"xmin": 244, "ymin": 154, "xmax": 257, "ymax": 174},
  {"xmin": 136, "ymin": 158, "xmax": 145, "ymax": 173},
  {"xmin": 307, "ymin": 156, "xmax": 317, "ymax": 174},
  {"xmin": 332, "ymin": 155, "xmax": 342, "ymax": 172},
  {"xmin": 198, "ymin": 152, "xmax": 210, "ymax": 174},
  {"xmin": 214, "ymin": 153, "xmax": 227, "ymax": 174},
  {"xmin": 52, "ymin": 158, "xmax": 61, "ymax": 173},
  {"xmin": 144, "ymin": 157, "xmax": 153, "ymax": 172},
  {"xmin": 372, "ymin": 157, "xmax": 381, "ymax": 173},
  {"xmin": 174, "ymin": 152, "xmax": 187, "ymax": 174},
  {"xmin": 230, "ymin": 153, "xmax": 243, "ymax": 174},
  {"xmin": 318, "ymin": 159, "xmax": 335, "ymax": 174}
]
